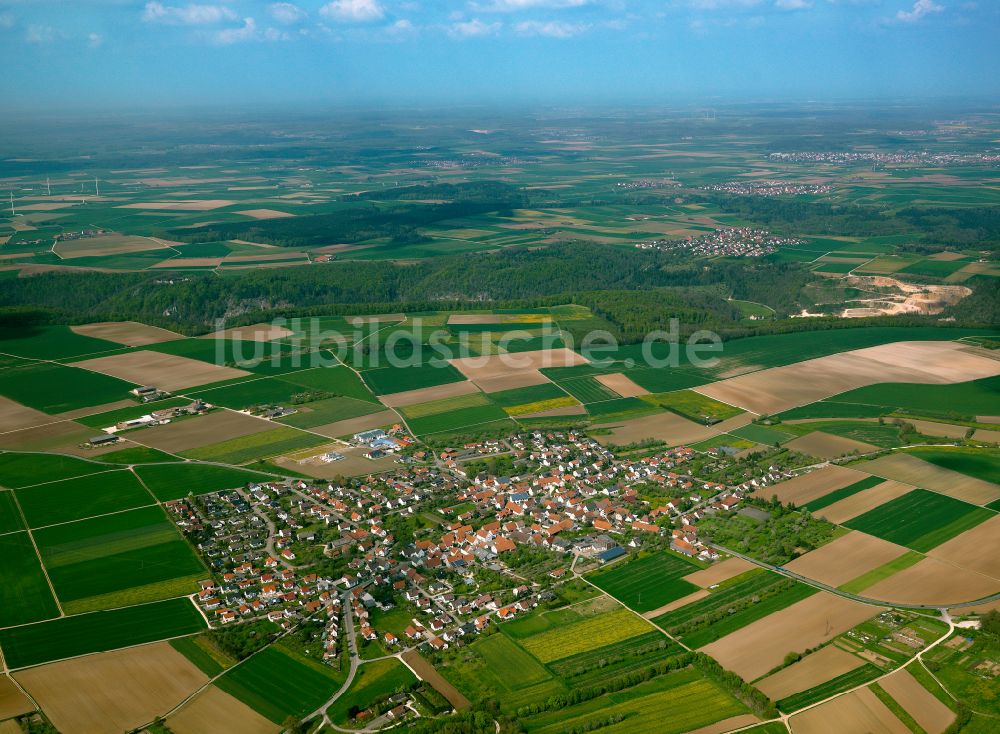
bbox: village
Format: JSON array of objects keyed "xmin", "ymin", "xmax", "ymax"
[
  {"xmin": 636, "ymin": 227, "xmax": 806, "ymax": 257},
  {"xmin": 163, "ymin": 428, "xmax": 801, "ymax": 697}
]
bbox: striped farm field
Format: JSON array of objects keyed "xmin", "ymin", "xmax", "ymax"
[
  {"xmin": 181, "ymin": 426, "xmax": 326, "ymax": 464},
  {"xmin": 487, "ymin": 382, "xmax": 567, "ymax": 407},
  {"xmin": 15, "ymin": 470, "xmax": 154, "ymax": 527},
  {"xmin": 0, "ymin": 597, "xmax": 207, "ymax": 669},
  {"xmin": 844, "ymin": 488, "xmax": 994, "ymax": 552},
  {"xmin": 519, "ymin": 608, "xmax": 652, "ymax": 663},
  {"xmin": 0, "ymin": 531, "xmax": 60, "ymax": 627},
  {"xmin": 400, "ymin": 391, "xmax": 491, "ymax": 419},
  {"xmin": 556, "ymin": 376, "xmax": 621, "ymax": 404},
  {"xmin": 589, "ymin": 552, "xmax": 702, "ymax": 613},
  {"xmin": 504, "ymin": 396, "xmax": 578, "ymax": 416},
  {"xmin": 134, "ymin": 463, "xmax": 278, "ymax": 502}
]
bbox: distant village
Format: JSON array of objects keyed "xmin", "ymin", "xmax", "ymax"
[{"xmin": 636, "ymin": 227, "xmax": 805, "ymax": 257}]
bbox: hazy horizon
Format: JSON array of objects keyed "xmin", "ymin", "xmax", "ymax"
[{"xmin": 1, "ymin": 1, "xmax": 998, "ymax": 110}]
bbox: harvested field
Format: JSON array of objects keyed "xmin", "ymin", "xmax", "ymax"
[
  {"xmin": 594, "ymin": 372, "xmax": 649, "ymax": 397},
  {"xmin": 975, "ymin": 428, "xmax": 1000, "ymax": 442},
  {"xmin": 905, "ymin": 420, "xmax": 971, "ymax": 439},
  {"xmin": 785, "ymin": 532, "xmax": 909, "ymax": 587},
  {"xmin": 118, "ymin": 200, "xmax": 235, "ymax": 210},
  {"xmin": 203, "ymin": 324, "xmax": 293, "ymax": 342},
  {"xmin": 592, "ymin": 411, "xmax": 752, "ymax": 447},
  {"xmin": 879, "ymin": 668, "xmax": 955, "ymax": 734},
  {"xmin": 70, "ymin": 322, "xmax": 184, "ymax": 347},
  {"xmin": 473, "ymin": 370, "xmax": 550, "ymax": 392},
  {"xmin": 308, "ymin": 410, "xmax": 397, "ymax": 439},
  {"xmin": 861, "ymin": 453, "xmax": 1000, "ymax": 505},
  {"xmin": 449, "ymin": 348, "xmax": 586, "ymax": 382},
  {"xmin": 139, "ymin": 410, "xmax": 272, "ymax": 453},
  {"xmin": 54, "ymin": 234, "xmax": 173, "ymax": 259},
  {"xmin": 816, "ymin": 480, "xmax": 916, "ymax": 524},
  {"xmin": 521, "ymin": 403, "xmax": 588, "ymax": 418},
  {"xmin": 0, "ymin": 396, "xmax": 51, "ymax": 432},
  {"xmin": 378, "ymin": 380, "xmax": 478, "ymax": 408},
  {"xmin": 699, "ymin": 592, "xmax": 880, "ymax": 681},
  {"xmin": 865, "ymin": 557, "xmax": 1000, "ymax": 605},
  {"xmin": 236, "ymin": 209, "xmax": 294, "ymax": 219},
  {"xmin": 696, "ymin": 341, "xmax": 1000, "ymax": 415},
  {"xmin": 756, "ymin": 645, "xmax": 865, "ymax": 701},
  {"xmin": 15, "ymin": 642, "xmax": 208, "ymax": 734},
  {"xmin": 789, "ymin": 688, "xmax": 910, "ymax": 734},
  {"xmin": 765, "ymin": 465, "xmax": 872, "ymax": 507},
  {"xmin": 72, "ymin": 350, "xmax": 250, "ymax": 392},
  {"xmin": 683, "ymin": 557, "xmax": 756, "ymax": 588},
  {"xmin": 642, "ymin": 589, "xmax": 709, "ymax": 619},
  {"xmin": 401, "ymin": 650, "xmax": 470, "ymax": 710},
  {"xmin": 150, "ymin": 257, "xmax": 222, "ymax": 268},
  {"xmin": 784, "ymin": 431, "xmax": 879, "ymax": 459},
  {"xmin": 927, "ymin": 514, "xmax": 1000, "ymax": 581},
  {"xmin": 0, "ymin": 674, "xmax": 34, "ymax": 720},
  {"xmin": 168, "ymin": 685, "xmax": 278, "ymax": 734}
]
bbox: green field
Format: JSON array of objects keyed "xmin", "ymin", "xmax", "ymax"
[
  {"xmin": 279, "ymin": 365, "xmax": 378, "ymax": 401},
  {"xmin": 654, "ymin": 571, "xmax": 818, "ymax": 648},
  {"xmin": 776, "ymin": 663, "xmax": 882, "ymax": 712},
  {"xmin": 487, "ymin": 382, "xmax": 568, "ymax": 407},
  {"xmin": 904, "ymin": 447, "xmax": 1000, "ymax": 485},
  {"xmin": 519, "ymin": 608, "xmax": 653, "ymax": 663},
  {"xmin": 789, "ymin": 420, "xmax": 908, "ymax": 448},
  {"xmin": 729, "ymin": 423, "xmax": 795, "ymax": 445},
  {"xmin": 275, "ymin": 395, "xmax": 384, "ymax": 429},
  {"xmin": 838, "ymin": 551, "xmax": 924, "ymax": 594},
  {"xmin": 522, "ymin": 668, "xmax": 748, "ymax": 734},
  {"xmin": 217, "ymin": 645, "xmax": 344, "ymax": 724},
  {"xmin": 406, "ymin": 402, "xmax": 510, "ymax": 436},
  {"xmin": 478, "ymin": 632, "xmax": 553, "ymax": 689},
  {"xmin": 0, "ymin": 597, "xmax": 207, "ymax": 669},
  {"xmin": 586, "ymin": 396, "xmax": 663, "ymax": 421},
  {"xmin": 33, "ymin": 505, "xmax": 206, "ymax": 608},
  {"xmin": 0, "ymin": 531, "xmax": 61, "ymax": 626},
  {"xmin": 0, "ymin": 325, "xmax": 120, "ymax": 360},
  {"xmin": 360, "ymin": 362, "xmax": 465, "ymax": 395},
  {"xmin": 808, "ymin": 375, "xmax": 1000, "ymax": 420},
  {"xmin": 135, "ymin": 462, "xmax": 278, "ymax": 501},
  {"xmin": 803, "ymin": 475, "xmax": 886, "ymax": 512},
  {"xmin": 844, "ymin": 488, "xmax": 994, "ymax": 552},
  {"xmin": 94, "ymin": 446, "xmax": 179, "ymax": 464},
  {"xmin": 15, "ymin": 470, "xmax": 153, "ymax": 527},
  {"xmin": 181, "ymin": 426, "xmax": 326, "ymax": 464},
  {"xmin": 327, "ymin": 657, "xmax": 418, "ymax": 725},
  {"xmin": 0, "ymin": 361, "xmax": 137, "ymax": 413},
  {"xmin": 0, "ymin": 489, "xmax": 25, "ymax": 534},
  {"xmin": 588, "ymin": 552, "xmax": 701, "ymax": 613},
  {"xmin": 641, "ymin": 390, "xmax": 743, "ymax": 423},
  {"xmin": 169, "ymin": 635, "xmax": 230, "ymax": 677},
  {"xmin": 546, "ymin": 632, "xmax": 684, "ymax": 688},
  {"xmin": 0, "ymin": 451, "xmax": 108, "ymax": 488},
  {"xmin": 400, "ymin": 391, "xmax": 491, "ymax": 419},
  {"xmin": 556, "ymin": 376, "xmax": 621, "ymax": 404}
]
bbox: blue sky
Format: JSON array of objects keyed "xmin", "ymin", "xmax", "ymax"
[{"xmin": 0, "ymin": 1, "xmax": 997, "ymax": 109}]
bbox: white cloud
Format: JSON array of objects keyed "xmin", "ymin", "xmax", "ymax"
[
  {"xmin": 320, "ymin": 0, "xmax": 385, "ymax": 22},
  {"xmin": 448, "ymin": 18, "xmax": 501, "ymax": 36},
  {"xmin": 515, "ymin": 19, "xmax": 588, "ymax": 36},
  {"xmin": 268, "ymin": 2, "xmax": 307, "ymax": 24},
  {"xmin": 88, "ymin": 31, "xmax": 103, "ymax": 47},
  {"xmin": 0, "ymin": 12, "xmax": 14, "ymax": 29},
  {"xmin": 25, "ymin": 24, "xmax": 58, "ymax": 43},
  {"xmin": 386, "ymin": 18, "xmax": 416, "ymax": 34},
  {"xmin": 142, "ymin": 2, "xmax": 237, "ymax": 25},
  {"xmin": 895, "ymin": 0, "xmax": 944, "ymax": 22},
  {"xmin": 775, "ymin": 0, "xmax": 810, "ymax": 8},
  {"xmin": 474, "ymin": 0, "xmax": 589, "ymax": 10},
  {"xmin": 214, "ymin": 16, "xmax": 257, "ymax": 43}
]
